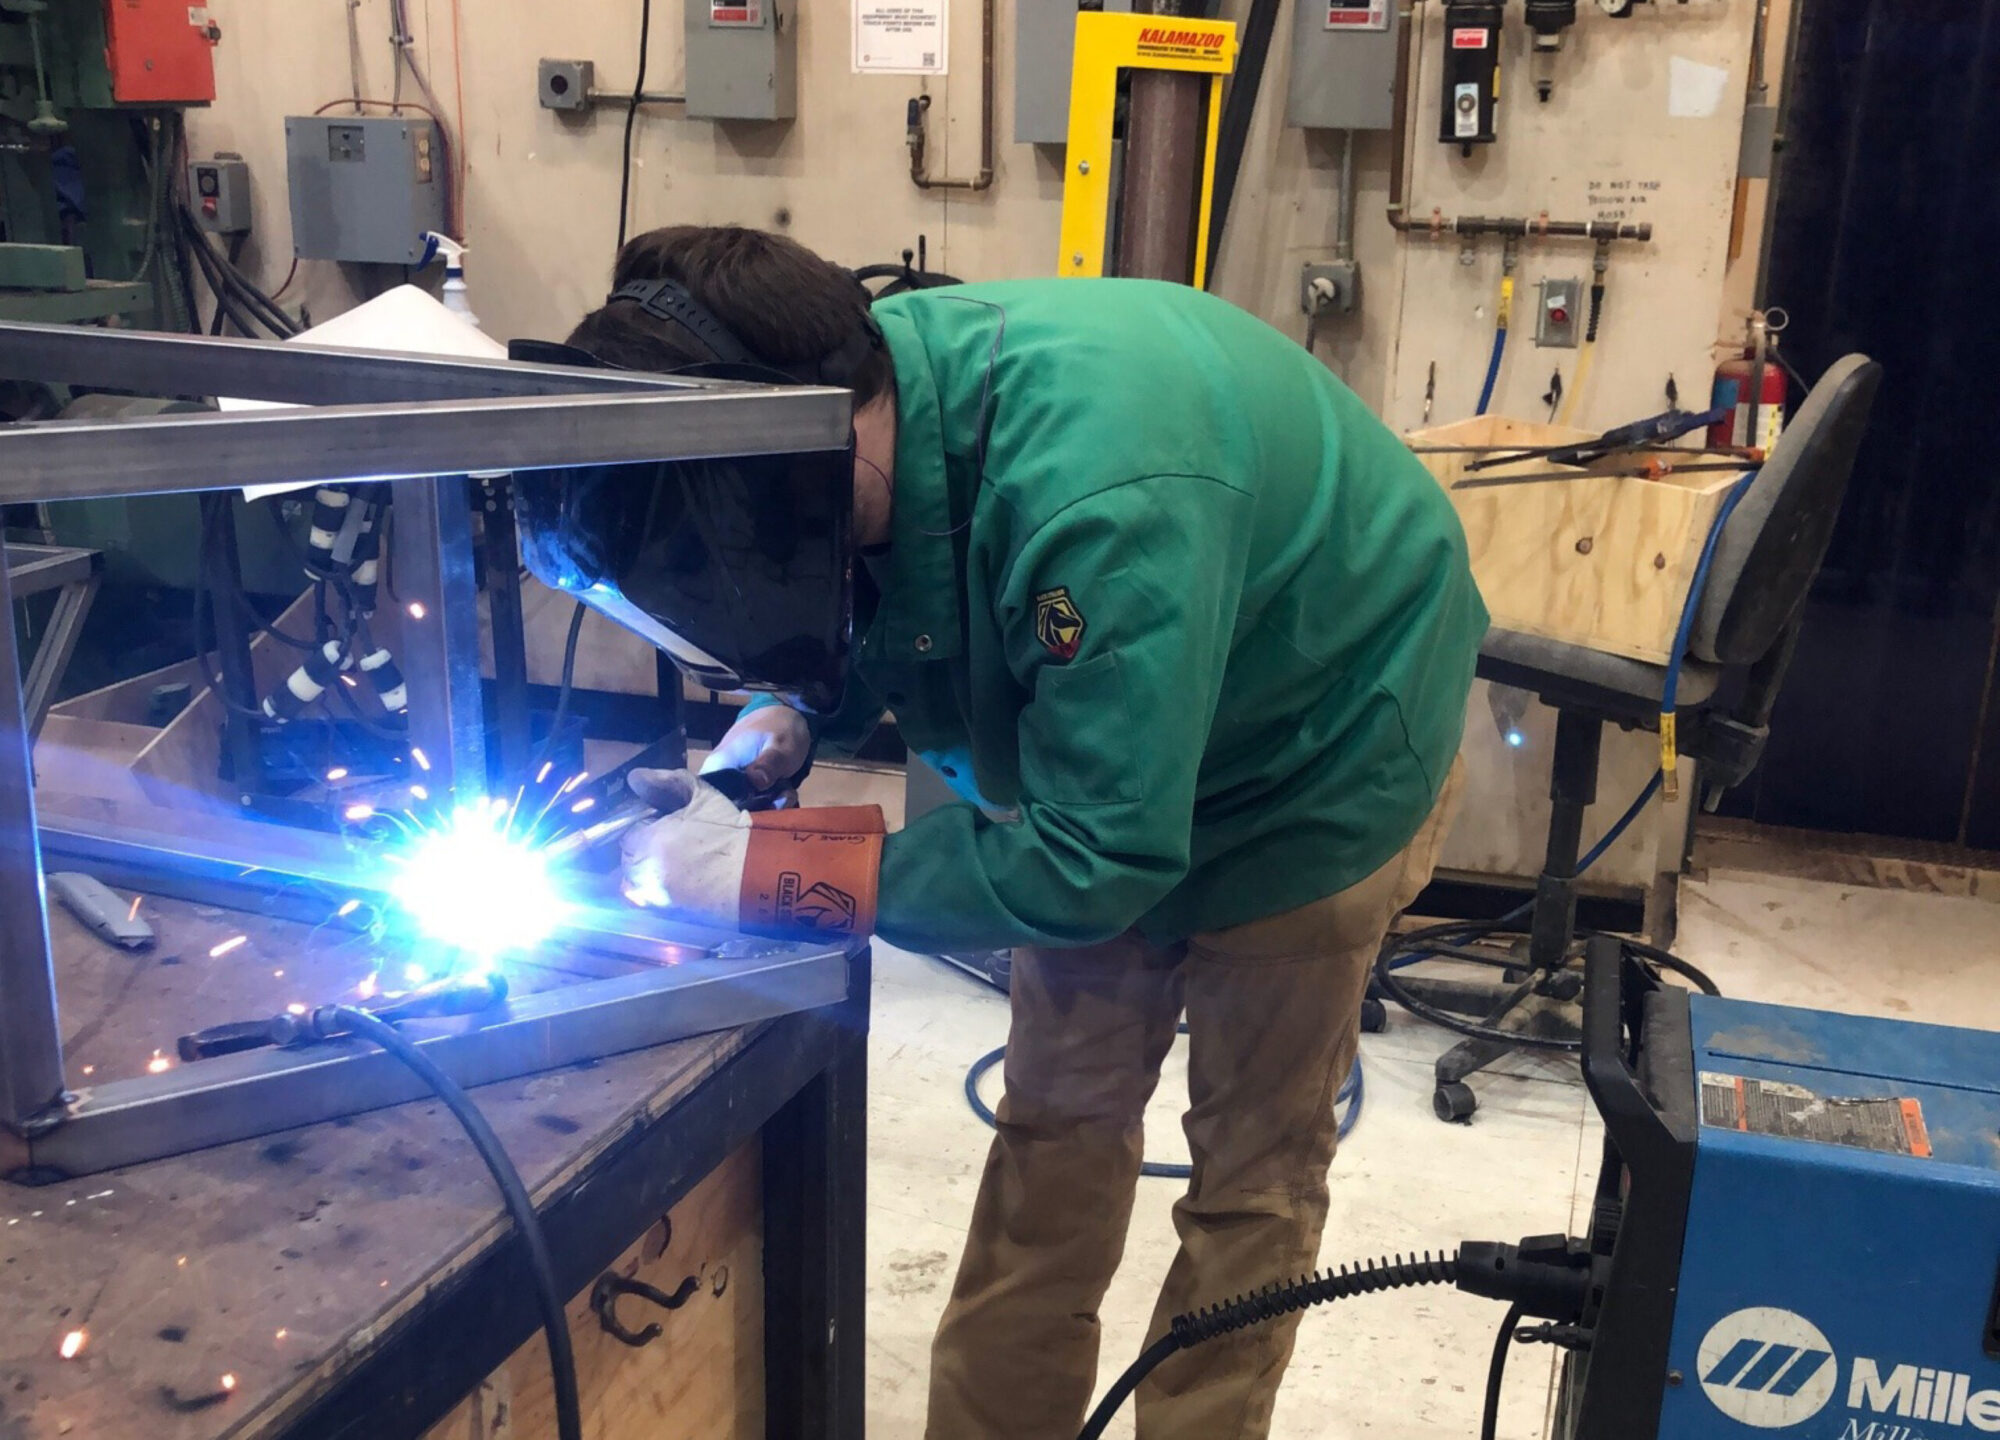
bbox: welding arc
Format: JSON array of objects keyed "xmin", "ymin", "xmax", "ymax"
[{"xmin": 330, "ymin": 1008, "xmax": 582, "ymax": 1440}]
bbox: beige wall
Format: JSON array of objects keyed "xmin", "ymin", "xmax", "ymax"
[{"xmin": 189, "ymin": 0, "xmax": 1773, "ymax": 890}]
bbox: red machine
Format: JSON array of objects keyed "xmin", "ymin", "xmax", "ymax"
[{"xmin": 102, "ymin": 0, "xmax": 218, "ymax": 105}]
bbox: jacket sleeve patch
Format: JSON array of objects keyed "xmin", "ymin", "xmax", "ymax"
[{"xmin": 1033, "ymin": 586, "xmax": 1087, "ymax": 661}]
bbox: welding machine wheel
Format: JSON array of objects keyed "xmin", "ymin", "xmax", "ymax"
[{"xmin": 1433, "ymin": 1080, "xmax": 1478, "ymax": 1123}]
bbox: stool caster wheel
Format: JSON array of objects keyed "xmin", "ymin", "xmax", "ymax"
[
  {"xmin": 1434, "ymin": 1081, "xmax": 1478, "ymax": 1123},
  {"xmin": 1360, "ymin": 997, "xmax": 1388, "ymax": 1034}
]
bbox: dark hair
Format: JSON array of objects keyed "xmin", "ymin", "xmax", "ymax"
[{"xmin": 567, "ymin": 225, "xmax": 894, "ymax": 405}]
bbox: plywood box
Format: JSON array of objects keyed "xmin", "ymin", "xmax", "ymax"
[{"xmin": 1410, "ymin": 416, "xmax": 1749, "ymax": 666}]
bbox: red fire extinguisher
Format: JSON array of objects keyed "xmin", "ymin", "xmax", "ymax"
[{"xmin": 1709, "ymin": 313, "xmax": 1788, "ymax": 452}]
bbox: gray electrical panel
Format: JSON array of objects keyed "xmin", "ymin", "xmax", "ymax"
[
  {"xmin": 684, "ymin": 1, "xmax": 796, "ymax": 122},
  {"xmin": 1287, "ymin": 2, "xmax": 1401, "ymax": 131},
  {"xmin": 188, "ymin": 155, "xmax": 252, "ymax": 234},
  {"xmin": 1014, "ymin": 0, "xmax": 1133, "ymax": 146},
  {"xmin": 284, "ymin": 116, "xmax": 445, "ymax": 265}
]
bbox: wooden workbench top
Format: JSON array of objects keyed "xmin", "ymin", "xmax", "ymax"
[{"xmin": 0, "ymin": 891, "xmax": 753, "ymax": 1440}]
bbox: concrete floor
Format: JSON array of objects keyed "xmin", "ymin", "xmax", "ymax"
[{"xmin": 791, "ymin": 763, "xmax": 2000, "ymax": 1439}]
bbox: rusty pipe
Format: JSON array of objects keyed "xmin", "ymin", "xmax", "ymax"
[{"xmin": 908, "ymin": 0, "xmax": 995, "ymax": 191}]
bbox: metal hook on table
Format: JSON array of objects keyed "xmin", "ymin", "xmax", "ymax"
[{"xmin": 590, "ymin": 1270, "xmax": 700, "ymax": 1348}]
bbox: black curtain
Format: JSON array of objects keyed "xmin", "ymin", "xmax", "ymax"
[{"xmin": 1724, "ymin": 0, "xmax": 2000, "ymax": 846}]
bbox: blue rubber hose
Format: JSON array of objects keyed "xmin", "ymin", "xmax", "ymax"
[{"xmin": 1474, "ymin": 321, "xmax": 1508, "ymax": 417}]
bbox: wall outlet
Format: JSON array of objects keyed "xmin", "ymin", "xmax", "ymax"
[{"xmin": 1301, "ymin": 260, "xmax": 1360, "ymax": 316}]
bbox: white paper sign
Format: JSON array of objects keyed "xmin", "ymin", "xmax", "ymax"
[{"xmin": 854, "ymin": 1, "xmax": 948, "ymax": 75}]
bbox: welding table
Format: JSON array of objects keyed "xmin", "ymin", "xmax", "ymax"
[{"xmin": 0, "ymin": 888, "xmax": 869, "ymax": 1440}]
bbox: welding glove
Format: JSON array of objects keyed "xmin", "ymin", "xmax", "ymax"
[
  {"xmin": 702, "ymin": 703, "xmax": 814, "ymax": 793},
  {"xmin": 620, "ymin": 769, "xmax": 885, "ymax": 941}
]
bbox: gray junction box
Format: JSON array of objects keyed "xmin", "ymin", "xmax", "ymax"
[
  {"xmin": 685, "ymin": 1, "xmax": 796, "ymax": 122},
  {"xmin": 1288, "ymin": 2, "xmax": 1402, "ymax": 132},
  {"xmin": 284, "ymin": 116, "xmax": 446, "ymax": 266}
]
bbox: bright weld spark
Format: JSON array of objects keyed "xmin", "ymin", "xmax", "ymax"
[
  {"xmin": 275, "ymin": 1329, "xmax": 288, "ymax": 1341},
  {"xmin": 127, "ymin": 895, "xmax": 142, "ymax": 922},
  {"xmin": 208, "ymin": 934, "xmax": 248, "ymax": 959},
  {"xmin": 59, "ymin": 1330, "xmax": 85, "ymax": 1359},
  {"xmin": 177, "ymin": 1255, "xmax": 187, "ymax": 1267},
  {"xmin": 344, "ymin": 803, "xmax": 376, "ymax": 822},
  {"xmin": 411, "ymin": 747, "xmax": 432, "ymax": 772},
  {"xmin": 286, "ymin": 1003, "xmax": 308, "ymax": 1016},
  {"xmin": 147, "ymin": 1051, "xmax": 171, "ymax": 1074},
  {"xmin": 221, "ymin": 1373, "xmax": 237, "ymax": 1392},
  {"xmin": 561, "ymin": 770, "xmax": 588, "ymax": 795},
  {"xmin": 326, "ymin": 766, "xmax": 350, "ymax": 782},
  {"xmin": 410, "ymin": 784, "xmax": 430, "ymax": 802},
  {"xmin": 80, "ymin": 1065, "xmax": 94, "ymax": 1076},
  {"xmin": 382, "ymin": 799, "xmax": 566, "ymax": 962},
  {"xmin": 404, "ymin": 962, "xmax": 427, "ymax": 985},
  {"xmin": 357, "ymin": 973, "xmax": 379, "ymax": 999},
  {"xmin": 339, "ymin": 674, "xmax": 358, "ymax": 688},
  {"xmin": 569, "ymin": 796, "xmax": 596, "ymax": 815},
  {"xmin": 336, "ymin": 899, "xmax": 361, "ymax": 918},
  {"xmin": 536, "ymin": 761, "xmax": 553, "ymax": 784},
  {"xmin": 272, "ymin": 969, "xmax": 284, "ymax": 978},
  {"xmin": 407, "ymin": 601, "xmax": 427, "ymax": 620}
]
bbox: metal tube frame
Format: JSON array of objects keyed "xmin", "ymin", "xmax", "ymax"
[{"xmin": 0, "ymin": 322, "xmax": 855, "ymax": 1179}]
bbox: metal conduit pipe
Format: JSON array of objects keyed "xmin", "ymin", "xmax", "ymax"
[{"xmin": 908, "ymin": 0, "xmax": 995, "ymax": 191}]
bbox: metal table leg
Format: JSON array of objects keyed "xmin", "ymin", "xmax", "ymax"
[
  {"xmin": 0, "ymin": 558, "xmax": 66, "ymax": 1137},
  {"xmin": 19, "ymin": 572, "xmax": 97, "ymax": 738}
]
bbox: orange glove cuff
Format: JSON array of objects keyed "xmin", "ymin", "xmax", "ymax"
[{"xmin": 739, "ymin": 805, "xmax": 886, "ymax": 940}]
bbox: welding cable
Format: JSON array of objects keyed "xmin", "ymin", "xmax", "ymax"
[
  {"xmin": 1479, "ymin": 1302, "xmax": 1528, "ymax": 1440},
  {"xmin": 329, "ymin": 1007, "xmax": 582, "ymax": 1440},
  {"xmin": 531, "ymin": 601, "xmax": 590, "ymax": 771},
  {"xmin": 964, "ymin": 1031, "xmax": 1364, "ymax": 1180},
  {"xmin": 1076, "ymin": 1251, "xmax": 1462, "ymax": 1439}
]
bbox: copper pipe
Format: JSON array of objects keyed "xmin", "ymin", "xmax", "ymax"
[{"xmin": 908, "ymin": 0, "xmax": 995, "ymax": 191}]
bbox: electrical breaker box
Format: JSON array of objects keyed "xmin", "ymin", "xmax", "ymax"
[
  {"xmin": 188, "ymin": 156, "xmax": 251, "ymax": 234},
  {"xmin": 104, "ymin": 0, "xmax": 218, "ymax": 105},
  {"xmin": 1288, "ymin": 1, "xmax": 1400, "ymax": 131},
  {"xmin": 284, "ymin": 116, "xmax": 445, "ymax": 266},
  {"xmin": 684, "ymin": 1, "xmax": 796, "ymax": 122},
  {"xmin": 1014, "ymin": 0, "xmax": 1133, "ymax": 146}
]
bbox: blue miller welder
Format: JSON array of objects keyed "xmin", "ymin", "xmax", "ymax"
[{"xmin": 1077, "ymin": 936, "xmax": 2000, "ymax": 1440}]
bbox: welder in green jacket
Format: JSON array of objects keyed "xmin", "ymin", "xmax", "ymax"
[{"xmin": 560, "ymin": 226, "xmax": 1486, "ymax": 1440}]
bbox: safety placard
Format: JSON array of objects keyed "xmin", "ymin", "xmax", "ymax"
[
  {"xmin": 1325, "ymin": 1, "xmax": 1390, "ymax": 29},
  {"xmin": 709, "ymin": 1, "xmax": 762, "ymax": 26},
  {"xmin": 854, "ymin": 0, "xmax": 948, "ymax": 75},
  {"xmin": 1699, "ymin": 1072, "xmax": 1934, "ymax": 1158}
]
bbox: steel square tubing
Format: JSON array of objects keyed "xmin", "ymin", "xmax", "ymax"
[
  {"xmin": 13, "ymin": 945, "xmax": 851, "ymax": 1178},
  {"xmin": 0, "ymin": 387, "xmax": 853, "ymax": 504},
  {"xmin": 0, "ymin": 322, "xmax": 704, "ymax": 403},
  {"xmin": 0, "ymin": 563, "xmax": 65, "ymax": 1136}
]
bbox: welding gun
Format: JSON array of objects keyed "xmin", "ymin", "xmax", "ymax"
[
  {"xmin": 1464, "ymin": 405, "xmax": 1734, "ymax": 472},
  {"xmin": 178, "ymin": 972, "xmax": 510, "ymax": 1061}
]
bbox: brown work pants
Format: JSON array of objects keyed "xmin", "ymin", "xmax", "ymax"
[{"xmin": 926, "ymin": 767, "xmax": 1462, "ymax": 1440}]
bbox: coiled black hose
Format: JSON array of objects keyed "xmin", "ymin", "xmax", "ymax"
[{"xmin": 1076, "ymin": 1251, "xmax": 1460, "ymax": 1439}]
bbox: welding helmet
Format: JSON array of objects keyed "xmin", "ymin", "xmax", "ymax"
[{"xmin": 511, "ymin": 278, "xmax": 881, "ymax": 717}]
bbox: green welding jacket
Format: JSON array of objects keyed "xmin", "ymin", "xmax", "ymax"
[{"xmin": 788, "ymin": 278, "xmax": 1486, "ymax": 953}]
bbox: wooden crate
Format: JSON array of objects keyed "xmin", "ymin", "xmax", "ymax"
[{"xmin": 1410, "ymin": 415, "xmax": 1747, "ymax": 666}]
